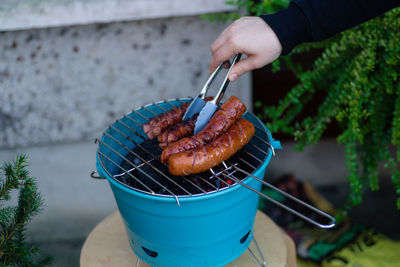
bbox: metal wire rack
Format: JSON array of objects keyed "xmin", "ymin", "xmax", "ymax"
[{"xmin": 93, "ymin": 98, "xmax": 336, "ymax": 229}]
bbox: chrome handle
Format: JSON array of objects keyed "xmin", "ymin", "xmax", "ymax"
[
  {"xmin": 199, "ymin": 62, "xmax": 224, "ymax": 99},
  {"xmin": 212, "ymin": 53, "xmax": 242, "ymax": 105},
  {"xmin": 225, "ymin": 164, "xmax": 336, "ymax": 229}
]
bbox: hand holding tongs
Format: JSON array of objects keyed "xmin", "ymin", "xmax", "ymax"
[{"xmin": 182, "ymin": 54, "xmax": 242, "ymax": 134}]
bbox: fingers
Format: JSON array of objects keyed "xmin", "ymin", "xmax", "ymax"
[
  {"xmin": 209, "ymin": 18, "xmax": 249, "ymax": 73},
  {"xmin": 210, "ymin": 28, "xmax": 229, "ymax": 55},
  {"xmin": 229, "ymin": 56, "xmax": 260, "ymax": 82},
  {"xmin": 209, "ymin": 41, "xmax": 238, "ymax": 74},
  {"xmin": 209, "ymin": 16, "xmax": 283, "ymax": 80},
  {"xmin": 209, "ymin": 23, "xmax": 238, "ymax": 73}
]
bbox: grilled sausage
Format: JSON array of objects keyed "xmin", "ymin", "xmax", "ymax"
[
  {"xmin": 161, "ymin": 95, "xmax": 246, "ymax": 163},
  {"xmin": 168, "ymin": 119, "xmax": 255, "ymax": 176},
  {"xmin": 157, "ymin": 115, "xmax": 197, "ymax": 149},
  {"xmin": 143, "ymin": 97, "xmax": 213, "ymax": 140},
  {"xmin": 142, "ymin": 102, "xmax": 190, "ymax": 140}
]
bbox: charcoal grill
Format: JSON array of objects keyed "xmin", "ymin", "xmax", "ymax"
[{"xmin": 92, "ymin": 98, "xmax": 335, "ymax": 267}]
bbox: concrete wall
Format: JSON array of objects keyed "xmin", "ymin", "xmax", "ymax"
[
  {"xmin": 0, "ymin": 0, "xmax": 236, "ymax": 31},
  {"xmin": 0, "ymin": 0, "xmax": 251, "ymax": 147},
  {"xmin": 0, "ymin": 16, "xmax": 251, "ymax": 148}
]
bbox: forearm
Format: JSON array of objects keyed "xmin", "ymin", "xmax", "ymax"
[{"xmin": 261, "ymin": 0, "xmax": 400, "ymax": 55}]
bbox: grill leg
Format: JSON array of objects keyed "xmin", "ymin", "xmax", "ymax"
[{"xmin": 247, "ymin": 237, "xmax": 267, "ymax": 267}]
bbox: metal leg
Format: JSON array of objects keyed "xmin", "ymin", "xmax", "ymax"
[
  {"xmin": 248, "ymin": 237, "xmax": 267, "ymax": 267},
  {"xmin": 253, "ymin": 237, "xmax": 267, "ymax": 267},
  {"xmin": 136, "ymin": 258, "xmax": 140, "ymax": 267}
]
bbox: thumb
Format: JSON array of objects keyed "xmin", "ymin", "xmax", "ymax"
[{"xmin": 228, "ymin": 56, "xmax": 258, "ymax": 82}]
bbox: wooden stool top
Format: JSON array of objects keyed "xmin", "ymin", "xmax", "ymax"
[{"xmin": 80, "ymin": 210, "xmax": 296, "ymax": 267}]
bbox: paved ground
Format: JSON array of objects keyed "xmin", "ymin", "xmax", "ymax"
[{"xmin": 1, "ymin": 139, "xmax": 399, "ymax": 266}]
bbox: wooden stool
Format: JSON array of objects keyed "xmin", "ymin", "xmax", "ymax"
[{"xmin": 80, "ymin": 210, "xmax": 296, "ymax": 267}]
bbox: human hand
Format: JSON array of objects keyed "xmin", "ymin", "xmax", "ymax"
[{"xmin": 210, "ymin": 16, "xmax": 282, "ymax": 82}]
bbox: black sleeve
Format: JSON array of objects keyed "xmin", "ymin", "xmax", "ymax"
[{"xmin": 260, "ymin": 0, "xmax": 400, "ymax": 55}]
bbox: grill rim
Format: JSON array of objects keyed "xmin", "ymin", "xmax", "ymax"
[{"xmin": 95, "ymin": 97, "xmax": 275, "ymax": 201}]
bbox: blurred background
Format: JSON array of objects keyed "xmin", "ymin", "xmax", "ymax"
[{"xmin": 1, "ymin": 0, "xmax": 398, "ymax": 266}]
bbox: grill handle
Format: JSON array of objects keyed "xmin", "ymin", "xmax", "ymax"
[
  {"xmin": 226, "ymin": 165, "xmax": 336, "ymax": 229},
  {"xmin": 90, "ymin": 170, "xmax": 106, "ymax": 179}
]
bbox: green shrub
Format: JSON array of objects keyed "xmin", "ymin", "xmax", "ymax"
[{"xmin": 207, "ymin": 1, "xmax": 400, "ymax": 210}]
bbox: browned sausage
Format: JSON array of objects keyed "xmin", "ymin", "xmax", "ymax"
[
  {"xmin": 161, "ymin": 95, "xmax": 246, "ymax": 163},
  {"xmin": 157, "ymin": 115, "xmax": 197, "ymax": 149},
  {"xmin": 143, "ymin": 97, "xmax": 213, "ymax": 140},
  {"xmin": 168, "ymin": 119, "xmax": 255, "ymax": 176},
  {"xmin": 142, "ymin": 102, "xmax": 190, "ymax": 140}
]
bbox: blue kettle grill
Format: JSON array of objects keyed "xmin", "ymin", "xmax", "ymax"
[{"xmin": 93, "ymin": 98, "xmax": 335, "ymax": 267}]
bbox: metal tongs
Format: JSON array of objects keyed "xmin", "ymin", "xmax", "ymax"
[{"xmin": 182, "ymin": 54, "xmax": 242, "ymax": 134}]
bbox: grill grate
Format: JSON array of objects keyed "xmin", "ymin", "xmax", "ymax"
[
  {"xmin": 95, "ymin": 98, "xmax": 336, "ymax": 228},
  {"xmin": 96, "ymin": 98, "xmax": 273, "ymax": 200}
]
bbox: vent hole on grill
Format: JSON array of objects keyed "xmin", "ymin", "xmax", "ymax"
[
  {"xmin": 240, "ymin": 230, "xmax": 251, "ymax": 244},
  {"xmin": 142, "ymin": 246, "xmax": 158, "ymax": 258}
]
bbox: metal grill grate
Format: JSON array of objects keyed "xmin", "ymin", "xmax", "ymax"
[
  {"xmin": 95, "ymin": 98, "xmax": 336, "ymax": 228},
  {"xmin": 96, "ymin": 98, "xmax": 273, "ymax": 199}
]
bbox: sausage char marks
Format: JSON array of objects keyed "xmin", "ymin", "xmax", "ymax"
[
  {"xmin": 157, "ymin": 115, "xmax": 197, "ymax": 149},
  {"xmin": 161, "ymin": 95, "xmax": 246, "ymax": 163},
  {"xmin": 142, "ymin": 97, "xmax": 213, "ymax": 140},
  {"xmin": 168, "ymin": 119, "xmax": 255, "ymax": 176},
  {"xmin": 142, "ymin": 102, "xmax": 190, "ymax": 140}
]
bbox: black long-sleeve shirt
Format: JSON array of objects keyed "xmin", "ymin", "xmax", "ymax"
[{"xmin": 260, "ymin": 0, "xmax": 400, "ymax": 55}]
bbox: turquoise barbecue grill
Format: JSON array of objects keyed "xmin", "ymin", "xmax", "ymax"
[{"xmin": 93, "ymin": 98, "xmax": 335, "ymax": 267}]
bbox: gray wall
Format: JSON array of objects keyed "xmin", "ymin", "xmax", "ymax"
[{"xmin": 0, "ymin": 16, "xmax": 251, "ymax": 148}]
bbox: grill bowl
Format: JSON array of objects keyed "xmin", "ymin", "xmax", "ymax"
[{"xmin": 95, "ymin": 99, "xmax": 277, "ymax": 267}]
